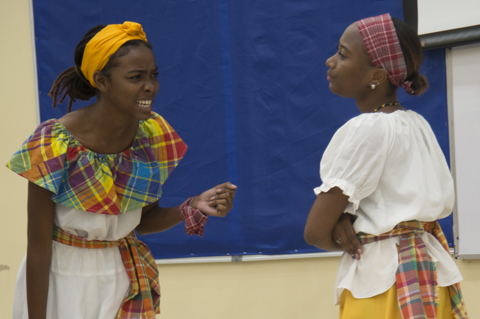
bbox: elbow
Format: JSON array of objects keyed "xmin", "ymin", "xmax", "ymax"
[
  {"xmin": 134, "ymin": 220, "xmax": 150, "ymax": 236},
  {"xmin": 134, "ymin": 225, "xmax": 149, "ymax": 236},
  {"xmin": 304, "ymin": 229, "xmax": 315, "ymax": 246},
  {"xmin": 304, "ymin": 227, "xmax": 328, "ymax": 248},
  {"xmin": 135, "ymin": 229, "xmax": 146, "ymax": 236}
]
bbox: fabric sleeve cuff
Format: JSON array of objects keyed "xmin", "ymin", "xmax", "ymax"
[
  {"xmin": 313, "ymin": 178, "xmax": 360, "ymax": 212},
  {"xmin": 178, "ymin": 197, "xmax": 208, "ymax": 237}
]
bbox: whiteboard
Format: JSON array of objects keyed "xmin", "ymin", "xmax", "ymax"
[
  {"xmin": 447, "ymin": 43, "xmax": 480, "ymax": 259},
  {"xmin": 418, "ymin": 0, "xmax": 480, "ymax": 35},
  {"xmin": 31, "ymin": 0, "xmax": 455, "ymax": 260}
]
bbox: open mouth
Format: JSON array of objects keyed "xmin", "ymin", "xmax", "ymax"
[{"xmin": 136, "ymin": 100, "xmax": 152, "ymax": 108}]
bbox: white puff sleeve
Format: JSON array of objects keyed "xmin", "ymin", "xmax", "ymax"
[{"xmin": 314, "ymin": 114, "xmax": 391, "ymax": 212}]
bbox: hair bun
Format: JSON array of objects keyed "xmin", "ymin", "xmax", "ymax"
[{"xmin": 407, "ymin": 73, "xmax": 428, "ymax": 96}]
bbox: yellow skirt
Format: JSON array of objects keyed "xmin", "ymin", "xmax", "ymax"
[{"xmin": 339, "ymin": 285, "xmax": 454, "ymax": 319}]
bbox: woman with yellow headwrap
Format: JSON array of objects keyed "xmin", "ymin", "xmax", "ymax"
[{"xmin": 8, "ymin": 21, "xmax": 237, "ymax": 319}]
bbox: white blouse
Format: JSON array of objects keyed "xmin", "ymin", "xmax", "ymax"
[
  {"xmin": 13, "ymin": 204, "xmax": 143, "ymax": 319},
  {"xmin": 313, "ymin": 110, "xmax": 462, "ymax": 304}
]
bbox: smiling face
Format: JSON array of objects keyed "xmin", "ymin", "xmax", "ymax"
[
  {"xmin": 325, "ymin": 24, "xmax": 376, "ymax": 98},
  {"xmin": 99, "ymin": 44, "xmax": 159, "ymax": 121}
]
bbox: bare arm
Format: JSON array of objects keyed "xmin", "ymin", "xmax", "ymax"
[
  {"xmin": 136, "ymin": 182, "xmax": 237, "ymax": 235},
  {"xmin": 304, "ymin": 187, "xmax": 350, "ymax": 251},
  {"xmin": 136, "ymin": 202, "xmax": 183, "ymax": 235},
  {"xmin": 26, "ymin": 182, "xmax": 55, "ymax": 319}
]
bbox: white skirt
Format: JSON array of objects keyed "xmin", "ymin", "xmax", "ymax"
[{"xmin": 13, "ymin": 204, "xmax": 143, "ymax": 319}]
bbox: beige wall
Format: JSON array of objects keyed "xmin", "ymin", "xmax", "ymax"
[
  {"xmin": 0, "ymin": 0, "xmax": 38, "ymax": 318},
  {"xmin": 156, "ymin": 258, "xmax": 480, "ymax": 318},
  {"xmin": 1, "ymin": 1, "xmax": 478, "ymax": 319}
]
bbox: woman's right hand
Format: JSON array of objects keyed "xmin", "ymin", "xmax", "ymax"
[
  {"xmin": 192, "ymin": 182, "xmax": 237, "ymax": 217},
  {"xmin": 332, "ymin": 214, "xmax": 363, "ymax": 260}
]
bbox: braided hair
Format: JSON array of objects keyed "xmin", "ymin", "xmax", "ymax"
[{"xmin": 49, "ymin": 25, "xmax": 153, "ymax": 113}]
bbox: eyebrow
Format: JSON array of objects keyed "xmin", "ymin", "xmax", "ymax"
[
  {"xmin": 127, "ymin": 66, "xmax": 159, "ymax": 73},
  {"xmin": 338, "ymin": 43, "xmax": 351, "ymax": 53}
]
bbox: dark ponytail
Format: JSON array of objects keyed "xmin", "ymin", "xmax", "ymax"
[
  {"xmin": 392, "ymin": 18, "xmax": 428, "ymax": 96},
  {"xmin": 49, "ymin": 25, "xmax": 105, "ymax": 113}
]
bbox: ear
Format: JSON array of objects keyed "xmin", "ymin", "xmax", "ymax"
[
  {"xmin": 370, "ymin": 68, "xmax": 388, "ymax": 86},
  {"xmin": 92, "ymin": 71, "xmax": 109, "ymax": 92}
]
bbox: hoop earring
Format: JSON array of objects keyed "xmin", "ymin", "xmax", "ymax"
[{"xmin": 371, "ymin": 83, "xmax": 376, "ymax": 90}]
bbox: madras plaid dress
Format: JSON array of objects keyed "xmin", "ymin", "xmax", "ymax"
[
  {"xmin": 358, "ymin": 221, "xmax": 468, "ymax": 319},
  {"xmin": 7, "ymin": 112, "xmax": 187, "ymax": 215},
  {"xmin": 7, "ymin": 112, "xmax": 188, "ymax": 318}
]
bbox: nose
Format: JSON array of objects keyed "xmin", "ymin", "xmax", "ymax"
[
  {"xmin": 143, "ymin": 78, "xmax": 156, "ymax": 92},
  {"xmin": 326, "ymin": 54, "xmax": 336, "ymax": 68}
]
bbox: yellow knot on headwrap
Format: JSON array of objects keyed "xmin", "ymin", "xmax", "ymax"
[{"xmin": 81, "ymin": 21, "xmax": 148, "ymax": 87}]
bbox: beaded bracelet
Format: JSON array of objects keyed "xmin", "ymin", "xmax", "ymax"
[{"xmin": 178, "ymin": 197, "xmax": 208, "ymax": 237}]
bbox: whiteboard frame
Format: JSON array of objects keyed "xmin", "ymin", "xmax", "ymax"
[
  {"xmin": 29, "ymin": 0, "xmax": 40, "ymax": 125},
  {"xmin": 447, "ymin": 46, "xmax": 480, "ymax": 259},
  {"xmin": 402, "ymin": 0, "xmax": 480, "ymax": 50}
]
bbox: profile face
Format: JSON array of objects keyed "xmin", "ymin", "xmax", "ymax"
[
  {"xmin": 102, "ymin": 45, "xmax": 160, "ymax": 121},
  {"xmin": 325, "ymin": 23, "xmax": 374, "ymax": 98}
]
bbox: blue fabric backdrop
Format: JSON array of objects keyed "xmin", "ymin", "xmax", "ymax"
[{"xmin": 32, "ymin": 0, "xmax": 452, "ymax": 259}]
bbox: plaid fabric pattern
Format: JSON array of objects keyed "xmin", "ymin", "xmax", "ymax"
[
  {"xmin": 358, "ymin": 221, "xmax": 468, "ymax": 319},
  {"xmin": 53, "ymin": 226, "xmax": 160, "ymax": 319},
  {"xmin": 423, "ymin": 222, "xmax": 469, "ymax": 319},
  {"xmin": 355, "ymin": 13, "xmax": 414, "ymax": 93},
  {"xmin": 178, "ymin": 197, "xmax": 208, "ymax": 236},
  {"xmin": 7, "ymin": 112, "xmax": 187, "ymax": 215}
]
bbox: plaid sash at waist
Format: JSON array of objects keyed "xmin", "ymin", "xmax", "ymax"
[
  {"xmin": 53, "ymin": 226, "xmax": 160, "ymax": 319},
  {"xmin": 357, "ymin": 221, "xmax": 468, "ymax": 319}
]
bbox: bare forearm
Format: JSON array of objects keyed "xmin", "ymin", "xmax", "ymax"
[
  {"xmin": 136, "ymin": 182, "xmax": 237, "ymax": 235},
  {"xmin": 26, "ymin": 248, "xmax": 52, "ymax": 319},
  {"xmin": 136, "ymin": 205, "xmax": 183, "ymax": 235},
  {"xmin": 304, "ymin": 217, "xmax": 344, "ymax": 252},
  {"xmin": 305, "ymin": 234, "xmax": 343, "ymax": 251},
  {"xmin": 26, "ymin": 182, "xmax": 55, "ymax": 319},
  {"xmin": 304, "ymin": 187, "xmax": 349, "ymax": 251}
]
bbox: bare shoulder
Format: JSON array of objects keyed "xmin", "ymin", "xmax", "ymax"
[{"xmin": 57, "ymin": 106, "xmax": 93, "ymax": 137}]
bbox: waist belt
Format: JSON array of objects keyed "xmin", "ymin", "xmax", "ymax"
[
  {"xmin": 53, "ymin": 225, "xmax": 160, "ymax": 319},
  {"xmin": 357, "ymin": 221, "xmax": 468, "ymax": 319}
]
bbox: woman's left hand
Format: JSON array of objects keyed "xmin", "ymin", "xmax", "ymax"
[
  {"xmin": 332, "ymin": 213, "xmax": 363, "ymax": 260},
  {"xmin": 192, "ymin": 182, "xmax": 237, "ymax": 217}
]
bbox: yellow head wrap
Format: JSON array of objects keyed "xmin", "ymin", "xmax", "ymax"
[{"xmin": 80, "ymin": 21, "xmax": 148, "ymax": 87}]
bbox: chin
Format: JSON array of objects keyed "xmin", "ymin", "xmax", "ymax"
[
  {"xmin": 328, "ymin": 84, "xmax": 341, "ymax": 96},
  {"xmin": 136, "ymin": 111, "xmax": 152, "ymax": 121},
  {"xmin": 329, "ymin": 84, "xmax": 353, "ymax": 98}
]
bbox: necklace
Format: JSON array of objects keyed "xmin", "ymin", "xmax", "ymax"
[{"xmin": 373, "ymin": 102, "xmax": 400, "ymax": 112}]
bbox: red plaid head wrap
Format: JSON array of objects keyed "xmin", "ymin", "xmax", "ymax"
[{"xmin": 355, "ymin": 13, "xmax": 414, "ymax": 94}]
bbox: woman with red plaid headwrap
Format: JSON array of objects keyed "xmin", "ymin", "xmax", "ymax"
[{"xmin": 304, "ymin": 14, "xmax": 468, "ymax": 319}]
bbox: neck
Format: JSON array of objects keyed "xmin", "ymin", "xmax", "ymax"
[
  {"xmin": 89, "ymin": 101, "xmax": 139, "ymax": 136},
  {"xmin": 355, "ymin": 91, "xmax": 399, "ymax": 114}
]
